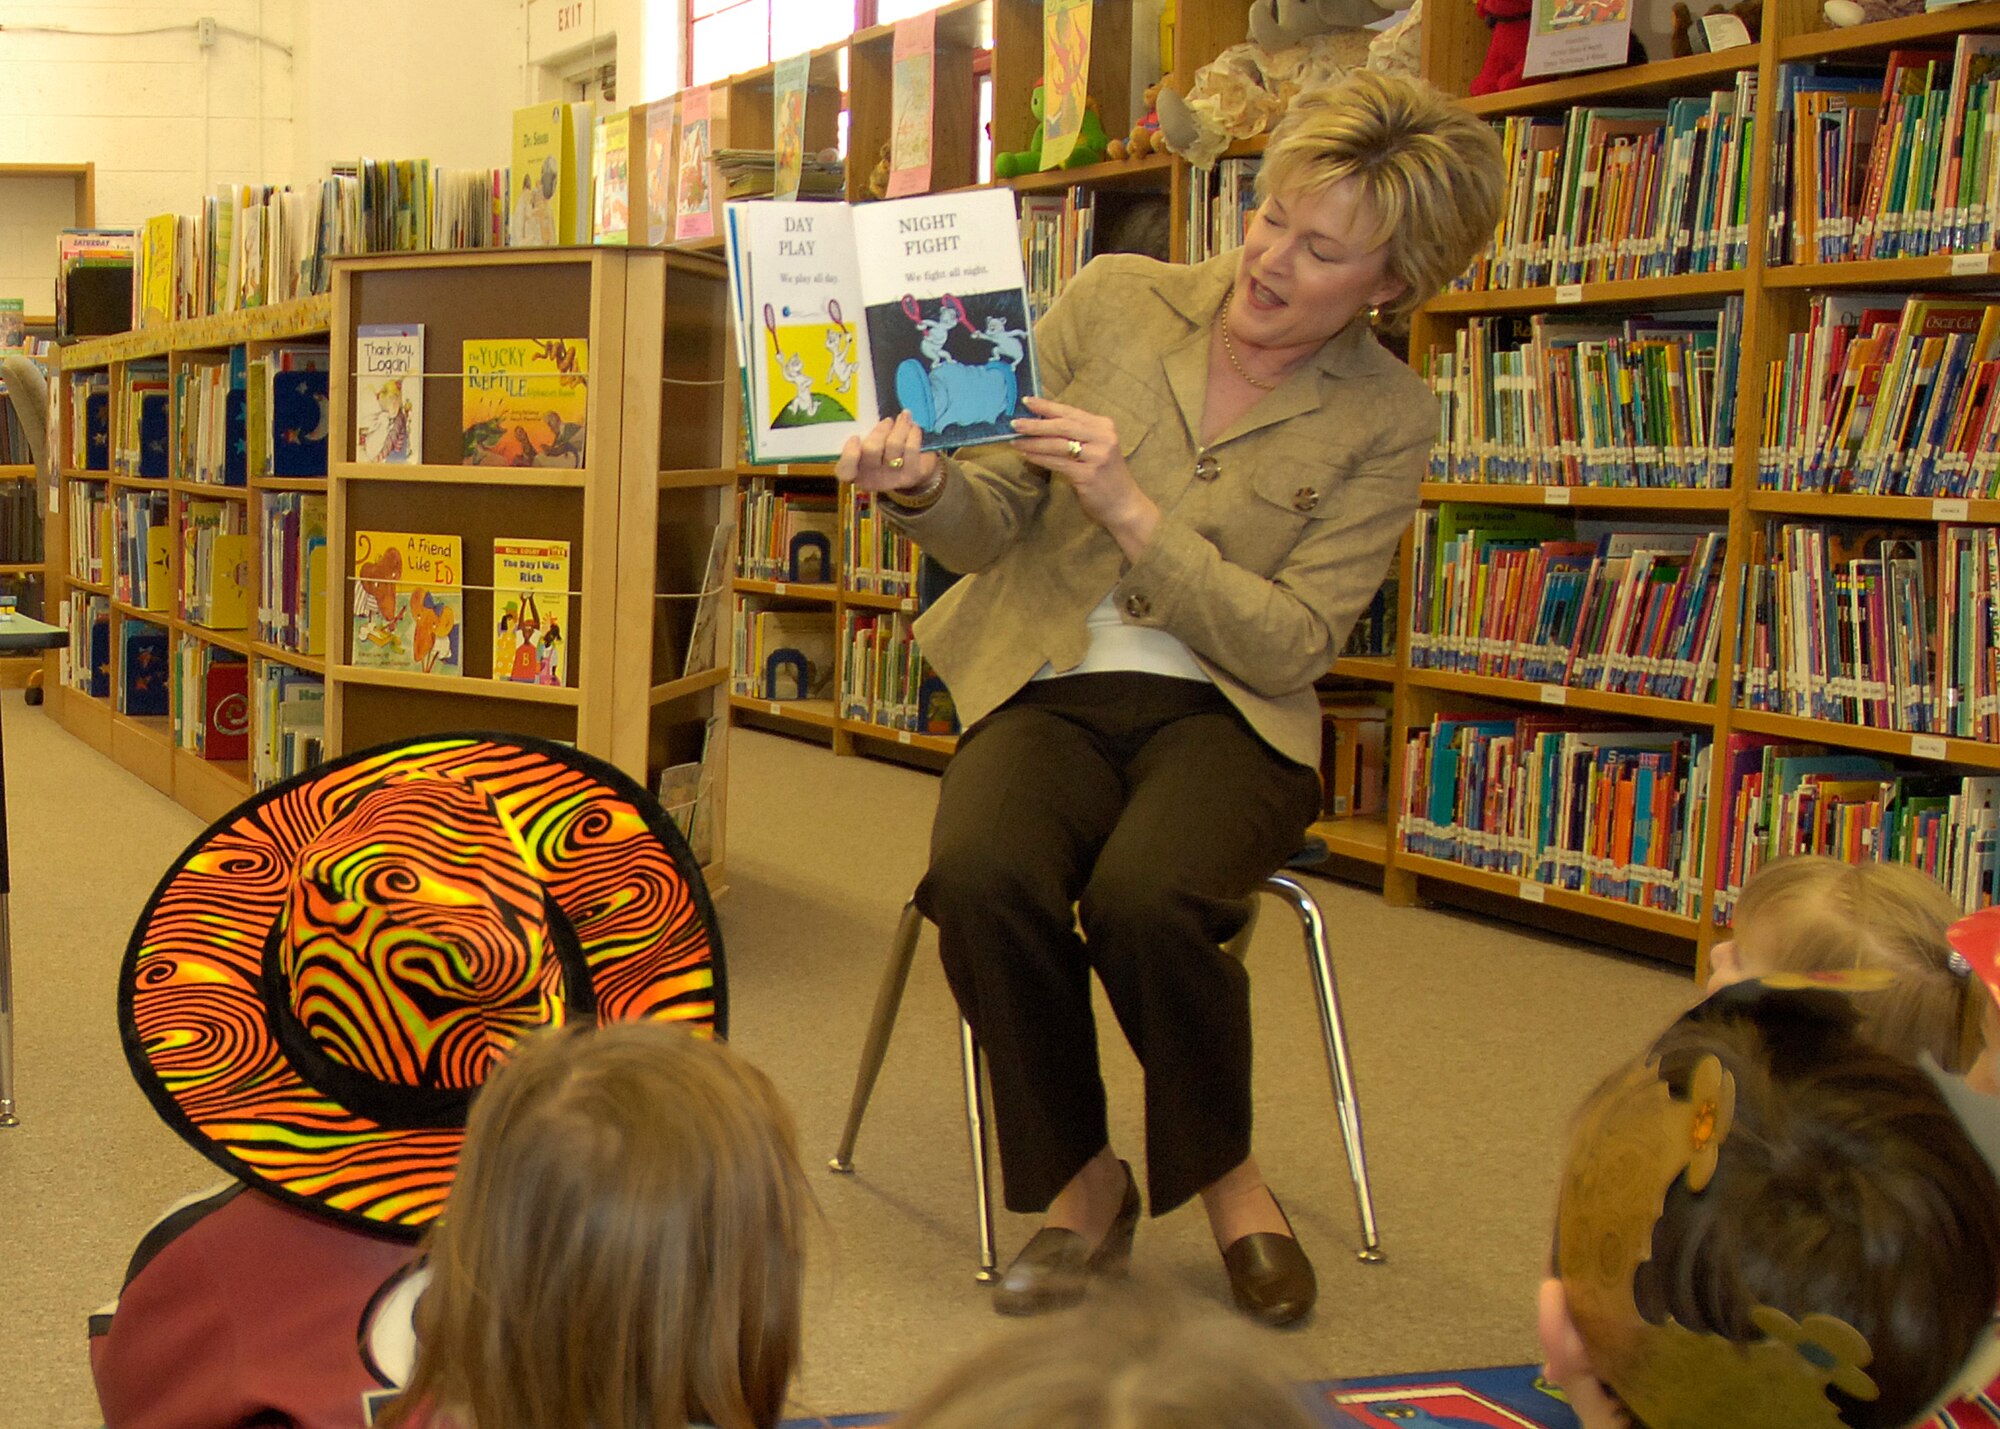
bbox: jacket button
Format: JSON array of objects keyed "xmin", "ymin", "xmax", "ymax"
[
  {"xmin": 1292, "ymin": 487, "xmax": 1320, "ymax": 512},
  {"xmin": 1194, "ymin": 456, "xmax": 1220, "ymax": 481},
  {"xmin": 1124, "ymin": 593, "xmax": 1150, "ymax": 620}
]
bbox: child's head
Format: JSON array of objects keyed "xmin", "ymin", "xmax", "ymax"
[
  {"xmin": 1541, "ymin": 986, "xmax": 2000, "ymax": 1429},
  {"xmin": 385, "ymin": 1023, "xmax": 810, "ymax": 1429},
  {"xmin": 1711, "ymin": 856, "xmax": 1978, "ymax": 1071},
  {"xmin": 895, "ymin": 1287, "xmax": 1322, "ymax": 1429}
]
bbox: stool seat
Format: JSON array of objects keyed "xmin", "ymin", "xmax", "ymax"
[{"xmin": 827, "ymin": 857, "xmax": 1385, "ymax": 1281}]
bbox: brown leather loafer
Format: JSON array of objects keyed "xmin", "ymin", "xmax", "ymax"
[
  {"xmin": 992, "ymin": 1160, "xmax": 1141, "ymax": 1316},
  {"xmin": 1222, "ymin": 1206, "xmax": 1317, "ymax": 1327}
]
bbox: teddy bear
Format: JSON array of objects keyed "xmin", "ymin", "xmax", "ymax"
[
  {"xmin": 1155, "ymin": 0, "xmax": 1396, "ymax": 169},
  {"xmin": 1107, "ymin": 83, "xmax": 1164, "ymax": 161}
]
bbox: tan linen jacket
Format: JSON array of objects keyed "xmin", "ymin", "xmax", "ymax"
[{"xmin": 891, "ymin": 250, "xmax": 1436, "ymax": 769}]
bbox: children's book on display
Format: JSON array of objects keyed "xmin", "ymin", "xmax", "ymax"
[
  {"xmin": 724, "ymin": 188, "xmax": 1039, "ymax": 464},
  {"xmin": 461, "ymin": 339, "xmax": 588, "ymax": 467}
]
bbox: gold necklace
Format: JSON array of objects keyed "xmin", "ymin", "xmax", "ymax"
[{"xmin": 1220, "ymin": 293, "xmax": 1280, "ymax": 392}]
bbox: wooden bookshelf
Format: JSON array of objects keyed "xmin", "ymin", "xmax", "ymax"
[
  {"xmin": 50, "ymin": 299, "xmax": 331, "ymax": 818},
  {"xmin": 629, "ymin": 0, "xmax": 2000, "ymax": 966},
  {"xmin": 327, "ymin": 247, "xmax": 736, "ymax": 887}
]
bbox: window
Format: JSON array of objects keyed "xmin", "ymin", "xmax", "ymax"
[{"xmin": 688, "ymin": 0, "xmax": 862, "ymax": 87}]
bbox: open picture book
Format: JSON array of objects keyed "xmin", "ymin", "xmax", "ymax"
[{"xmin": 724, "ymin": 188, "xmax": 1039, "ymax": 464}]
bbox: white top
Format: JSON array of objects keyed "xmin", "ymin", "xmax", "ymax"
[{"xmin": 1030, "ymin": 593, "xmax": 1212, "ymax": 684}]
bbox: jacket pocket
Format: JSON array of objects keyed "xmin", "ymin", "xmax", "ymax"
[{"xmin": 1191, "ymin": 451, "xmax": 1344, "ymax": 575}]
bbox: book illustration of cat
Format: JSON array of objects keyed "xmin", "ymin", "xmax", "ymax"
[
  {"xmin": 867, "ymin": 290, "xmax": 1032, "ymax": 442},
  {"xmin": 762, "ymin": 299, "xmax": 860, "ymax": 430}
]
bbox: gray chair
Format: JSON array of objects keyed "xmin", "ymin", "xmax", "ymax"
[{"xmin": 828, "ymin": 836, "xmax": 1384, "ymax": 1280}]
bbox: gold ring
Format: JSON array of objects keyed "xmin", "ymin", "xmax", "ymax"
[
  {"xmin": 1065, "ymin": 438, "xmax": 1084, "ymax": 459},
  {"xmin": 888, "ymin": 456, "xmax": 906, "ymax": 470}
]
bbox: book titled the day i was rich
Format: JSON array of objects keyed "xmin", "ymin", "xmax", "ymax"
[
  {"xmin": 724, "ymin": 187, "xmax": 1038, "ymax": 464},
  {"xmin": 461, "ymin": 338, "xmax": 588, "ymax": 468},
  {"xmin": 493, "ymin": 537, "xmax": 571, "ymax": 686}
]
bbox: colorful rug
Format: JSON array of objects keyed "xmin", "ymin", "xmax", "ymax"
[
  {"xmin": 1322, "ymin": 1364, "xmax": 1579, "ymax": 1427},
  {"xmin": 780, "ymin": 1364, "xmax": 1581, "ymax": 1429}
]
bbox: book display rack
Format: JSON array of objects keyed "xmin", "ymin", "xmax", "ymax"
[{"xmin": 326, "ymin": 248, "xmax": 736, "ymax": 887}]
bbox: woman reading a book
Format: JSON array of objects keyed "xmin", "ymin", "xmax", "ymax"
[{"xmin": 836, "ymin": 71, "xmax": 1503, "ymax": 1327}]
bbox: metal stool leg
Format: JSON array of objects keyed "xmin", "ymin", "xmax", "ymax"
[
  {"xmin": 959, "ymin": 1017, "xmax": 999, "ymax": 1282},
  {"xmin": 1265, "ymin": 873, "xmax": 1384, "ymax": 1263},
  {"xmin": 829, "ymin": 899, "xmax": 926, "ymax": 1173}
]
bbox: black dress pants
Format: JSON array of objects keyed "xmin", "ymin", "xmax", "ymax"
[{"xmin": 917, "ymin": 672, "xmax": 1321, "ymax": 1216}]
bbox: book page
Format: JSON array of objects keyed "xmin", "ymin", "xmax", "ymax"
[
  {"xmin": 850, "ymin": 188, "xmax": 1037, "ymax": 450},
  {"xmin": 726, "ymin": 200, "xmax": 875, "ymax": 463}
]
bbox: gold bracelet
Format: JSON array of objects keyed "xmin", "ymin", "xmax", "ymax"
[{"xmin": 885, "ymin": 467, "xmax": 947, "ymax": 512}]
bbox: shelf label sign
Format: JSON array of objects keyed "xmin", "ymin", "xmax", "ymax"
[
  {"xmin": 1544, "ymin": 486, "xmax": 1572, "ymax": 505},
  {"xmin": 1519, "ymin": 880, "xmax": 1547, "ymax": 904},
  {"xmin": 899, "ymin": 730, "xmax": 912, "ymax": 744},
  {"xmin": 1555, "ymin": 283, "xmax": 1585, "ymax": 305},
  {"xmin": 1540, "ymin": 684, "xmax": 1568, "ymax": 705},
  {"xmin": 1934, "ymin": 498, "xmax": 1971, "ymax": 521},
  {"xmin": 773, "ymin": 582, "xmax": 788, "ymax": 595},
  {"xmin": 1952, "ymin": 252, "xmax": 1993, "ymax": 277},
  {"xmin": 1912, "ymin": 734, "xmax": 1949, "ymax": 760}
]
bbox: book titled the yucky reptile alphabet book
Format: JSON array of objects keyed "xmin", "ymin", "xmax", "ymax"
[{"xmin": 724, "ymin": 187, "xmax": 1038, "ymax": 464}]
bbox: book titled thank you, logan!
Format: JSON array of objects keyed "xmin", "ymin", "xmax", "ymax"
[{"xmin": 724, "ymin": 187, "xmax": 1038, "ymax": 464}]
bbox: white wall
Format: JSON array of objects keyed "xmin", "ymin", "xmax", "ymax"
[
  {"xmin": 292, "ymin": 0, "xmax": 529, "ymax": 184},
  {"xmin": 0, "ymin": 0, "xmax": 294, "ymax": 266}
]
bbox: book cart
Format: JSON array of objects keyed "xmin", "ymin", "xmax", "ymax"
[
  {"xmin": 325, "ymin": 248, "xmax": 737, "ymax": 888},
  {"xmin": 1394, "ymin": 0, "xmax": 2000, "ymax": 969},
  {"xmin": 47, "ymin": 296, "xmax": 333, "ymax": 825}
]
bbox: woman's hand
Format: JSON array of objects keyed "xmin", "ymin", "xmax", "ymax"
[
  {"xmin": 836, "ymin": 411, "xmax": 940, "ymax": 494},
  {"xmin": 1011, "ymin": 395, "xmax": 1161, "ymax": 560}
]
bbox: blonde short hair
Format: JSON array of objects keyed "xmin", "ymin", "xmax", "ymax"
[
  {"xmin": 1733, "ymin": 855, "xmax": 1981, "ymax": 1072},
  {"xmin": 1258, "ymin": 71, "xmax": 1504, "ymax": 329},
  {"xmin": 379, "ymin": 1023, "xmax": 811, "ymax": 1429},
  {"xmin": 895, "ymin": 1286, "xmax": 1322, "ymax": 1429}
]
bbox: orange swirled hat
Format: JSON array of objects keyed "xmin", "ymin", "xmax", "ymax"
[{"xmin": 120, "ymin": 733, "xmax": 724, "ymax": 1239}]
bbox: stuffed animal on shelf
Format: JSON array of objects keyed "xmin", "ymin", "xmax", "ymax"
[
  {"xmin": 1818, "ymin": 0, "xmax": 1921, "ymax": 23},
  {"xmin": 1155, "ymin": 0, "xmax": 1392, "ymax": 169},
  {"xmin": 1471, "ymin": 0, "xmax": 1533, "ymax": 95},
  {"xmin": 1670, "ymin": 0, "xmax": 1761, "ymax": 54},
  {"xmin": 1107, "ymin": 83, "xmax": 1164, "ymax": 161},
  {"xmin": 1367, "ymin": 0, "xmax": 1424, "ymax": 78},
  {"xmin": 994, "ymin": 85, "xmax": 1111, "ymax": 180},
  {"xmin": 865, "ymin": 142, "xmax": 890, "ymax": 201}
]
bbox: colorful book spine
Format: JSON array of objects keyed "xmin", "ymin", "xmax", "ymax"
[
  {"xmin": 1396, "ymin": 715, "xmax": 1711, "ymax": 916},
  {"xmin": 1425, "ymin": 302, "xmax": 1740, "ymax": 490}
]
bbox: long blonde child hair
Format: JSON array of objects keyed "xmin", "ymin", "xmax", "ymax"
[
  {"xmin": 380, "ymin": 1022, "xmax": 810, "ymax": 1429},
  {"xmin": 1721, "ymin": 855, "xmax": 1981, "ymax": 1071}
]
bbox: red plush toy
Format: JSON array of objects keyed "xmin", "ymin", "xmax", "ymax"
[{"xmin": 1471, "ymin": 0, "xmax": 1532, "ymax": 94}]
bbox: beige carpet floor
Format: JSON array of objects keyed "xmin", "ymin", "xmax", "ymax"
[{"xmin": 0, "ymin": 699, "xmax": 1694, "ymax": 1425}]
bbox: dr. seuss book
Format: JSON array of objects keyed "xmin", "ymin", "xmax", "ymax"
[
  {"xmin": 674, "ymin": 85, "xmax": 717, "ymax": 244},
  {"xmin": 350, "ymin": 530, "xmax": 462, "ymax": 676},
  {"xmin": 354, "ymin": 323, "xmax": 423, "ymax": 464},
  {"xmin": 886, "ymin": 13, "xmax": 936, "ymax": 198},
  {"xmin": 461, "ymin": 338, "xmax": 588, "ymax": 467},
  {"xmin": 510, "ymin": 101, "xmax": 594, "ymax": 247},
  {"xmin": 492, "ymin": 537, "xmax": 571, "ymax": 687},
  {"xmin": 723, "ymin": 187, "xmax": 1038, "ymax": 464}
]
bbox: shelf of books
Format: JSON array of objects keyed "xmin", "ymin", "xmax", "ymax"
[
  {"xmin": 325, "ymin": 247, "xmax": 735, "ymax": 887},
  {"xmin": 0, "ymin": 360, "xmax": 50, "ymax": 686},
  {"xmin": 50, "ymin": 301, "xmax": 332, "ymax": 823},
  {"xmin": 1368, "ymin": 0, "xmax": 2000, "ymax": 967}
]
